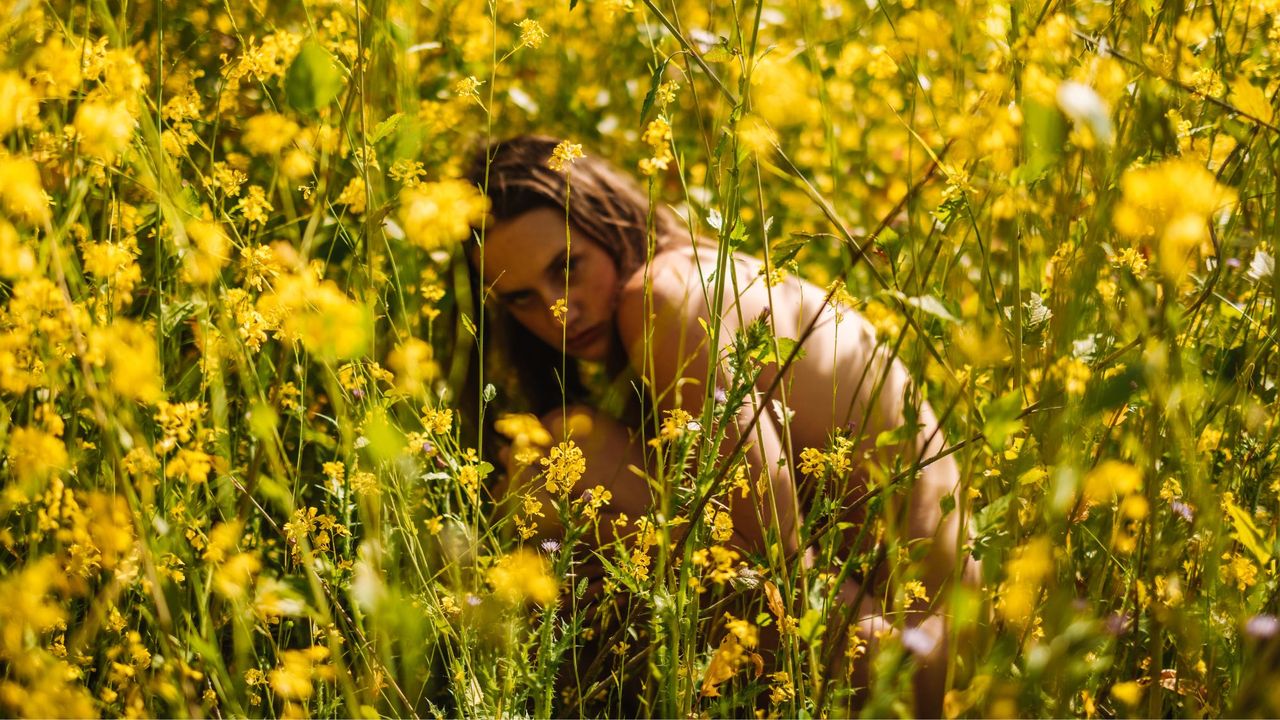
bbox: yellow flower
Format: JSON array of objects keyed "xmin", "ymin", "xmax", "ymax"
[
  {"xmin": 0, "ymin": 155, "xmax": 50, "ymax": 225},
  {"xmin": 660, "ymin": 408, "xmax": 695, "ymax": 441},
  {"xmin": 8, "ymin": 426, "xmax": 68, "ymax": 486},
  {"xmin": 768, "ymin": 671, "xmax": 796, "ymax": 706},
  {"xmin": 547, "ymin": 140, "xmax": 584, "ymax": 172},
  {"xmin": 516, "ymin": 19, "xmax": 548, "ymax": 49},
  {"xmin": 182, "ymin": 219, "xmax": 231, "ymax": 285},
  {"xmin": 73, "ymin": 100, "xmax": 135, "ymax": 162},
  {"xmin": 241, "ymin": 112, "xmax": 299, "ymax": 156},
  {"xmin": 0, "ymin": 220, "xmax": 36, "ymax": 278},
  {"xmin": 709, "ymin": 510, "xmax": 734, "ymax": 543},
  {"xmin": 540, "ymin": 440, "xmax": 585, "ymax": 495},
  {"xmin": 398, "ymin": 179, "xmax": 490, "ymax": 252},
  {"xmin": 638, "ymin": 116, "xmax": 673, "ymax": 176},
  {"xmin": 238, "ymin": 185, "xmax": 273, "ymax": 226},
  {"xmin": 350, "ymin": 470, "xmax": 378, "ymax": 496},
  {"xmin": 420, "ymin": 406, "xmax": 453, "ymax": 435},
  {"xmin": 87, "ymin": 319, "xmax": 163, "ymax": 403},
  {"xmin": 495, "ymin": 413, "xmax": 553, "ymax": 447},
  {"xmin": 1110, "ymin": 681, "xmax": 1143, "ymax": 707},
  {"xmin": 0, "ymin": 71, "xmax": 38, "ymax": 137},
  {"xmin": 1082, "ymin": 460, "xmax": 1142, "ymax": 504},
  {"xmin": 388, "ymin": 338, "xmax": 439, "ymax": 395},
  {"xmin": 257, "ymin": 272, "xmax": 370, "ymax": 361},
  {"xmin": 798, "ymin": 447, "xmax": 826, "ymax": 476},
  {"xmin": 997, "ymin": 536, "xmax": 1052, "ymax": 626},
  {"xmin": 1112, "ymin": 159, "xmax": 1236, "ymax": 281},
  {"xmin": 488, "ymin": 549, "xmax": 558, "ymax": 605},
  {"xmin": 453, "ymin": 75, "xmax": 483, "ymax": 98},
  {"xmin": 335, "ymin": 176, "xmax": 367, "ymax": 215},
  {"xmin": 270, "ymin": 646, "xmax": 335, "ymax": 702}
]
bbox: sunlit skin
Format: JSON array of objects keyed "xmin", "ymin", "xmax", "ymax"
[
  {"xmin": 480, "ymin": 206, "xmax": 979, "ymax": 715},
  {"xmin": 473, "ymin": 206, "xmax": 619, "ymax": 362}
]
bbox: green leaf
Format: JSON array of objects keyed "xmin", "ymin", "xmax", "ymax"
[
  {"xmin": 888, "ymin": 290, "xmax": 959, "ymax": 324},
  {"xmin": 703, "ymin": 41, "xmax": 733, "ymax": 63},
  {"xmin": 161, "ymin": 300, "xmax": 195, "ymax": 337},
  {"xmin": 286, "ymin": 41, "xmax": 345, "ymax": 113},
  {"xmin": 749, "ymin": 337, "xmax": 803, "ymax": 366},
  {"xmin": 982, "ymin": 390, "xmax": 1024, "ymax": 450},
  {"xmin": 369, "ymin": 112, "xmax": 404, "ymax": 144},
  {"xmin": 797, "ymin": 609, "xmax": 825, "ymax": 644},
  {"xmin": 770, "ymin": 234, "xmax": 811, "ymax": 268},
  {"xmin": 639, "ymin": 56, "xmax": 673, "ymax": 125},
  {"xmin": 875, "ymin": 420, "xmax": 922, "ymax": 448},
  {"xmin": 939, "ymin": 493, "xmax": 956, "ymax": 517},
  {"xmin": 903, "ymin": 294, "xmax": 959, "ymax": 324}
]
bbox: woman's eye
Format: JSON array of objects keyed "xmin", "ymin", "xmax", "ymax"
[{"xmin": 505, "ymin": 293, "xmax": 534, "ymax": 309}]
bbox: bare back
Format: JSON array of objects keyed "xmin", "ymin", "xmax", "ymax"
[{"xmin": 617, "ymin": 242, "xmax": 960, "ymax": 583}]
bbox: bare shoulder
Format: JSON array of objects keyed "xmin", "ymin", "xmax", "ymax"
[{"xmin": 617, "ymin": 245, "xmax": 707, "ymax": 333}]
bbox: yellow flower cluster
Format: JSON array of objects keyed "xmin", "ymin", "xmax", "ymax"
[
  {"xmin": 540, "ymin": 439, "xmax": 585, "ymax": 495},
  {"xmin": 1113, "ymin": 159, "xmax": 1237, "ymax": 282},
  {"xmin": 398, "ymin": 179, "xmax": 490, "ymax": 252}
]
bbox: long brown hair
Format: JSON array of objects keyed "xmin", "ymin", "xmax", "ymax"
[{"xmin": 463, "ymin": 134, "xmax": 683, "ymax": 416}]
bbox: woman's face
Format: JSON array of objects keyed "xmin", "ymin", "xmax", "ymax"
[{"xmin": 472, "ymin": 206, "xmax": 620, "ymax": 361}]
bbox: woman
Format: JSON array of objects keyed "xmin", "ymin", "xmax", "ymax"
[{"xmin": 465, "ymin": 134, "xmax": 976, "ymax": 714}]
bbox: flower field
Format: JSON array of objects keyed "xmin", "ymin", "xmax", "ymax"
[{"xmin": 1, "ymin": 0, "xmax": 1278, "ymax": 717}]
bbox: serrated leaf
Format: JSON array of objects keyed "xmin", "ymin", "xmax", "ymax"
[
  {"xmin": 749, "ymin": 337, "xmax": 803, "ymax": 366},
  {"xmin": 1023, "ymin": 292, "xmax": 1052, "ymax": 329},
  {"xmin": 369, "ymin": 112, "xmax": 404, "ymax": 143},
  {"xmin": 286, "ymin": 41, "xmax": 345, "ymax": 113},
  {"xmin": 770, "ymin": 234, "xmax": 810, "ymax": 267}
]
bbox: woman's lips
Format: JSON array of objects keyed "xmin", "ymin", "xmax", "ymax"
[{"xmin": 565, "ymin": 324, "xmax": 604, "ymax": 351}]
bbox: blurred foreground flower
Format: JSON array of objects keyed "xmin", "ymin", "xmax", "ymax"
[
  {"xmin": 1113, "ymin": 159, "xmax": 1236, "ymax": 282},
  {"xmin": 398, "ymin": 179, "xmax": 490, "ymax": 252},
  {"xmin": 488, "ymin": 549, "xmax": 557, "ymax": 605}
]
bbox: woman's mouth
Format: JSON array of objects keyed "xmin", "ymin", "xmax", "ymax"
[{"xmin": 564, "ymin": 324, "xmax": 605, "ymax": 352}]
